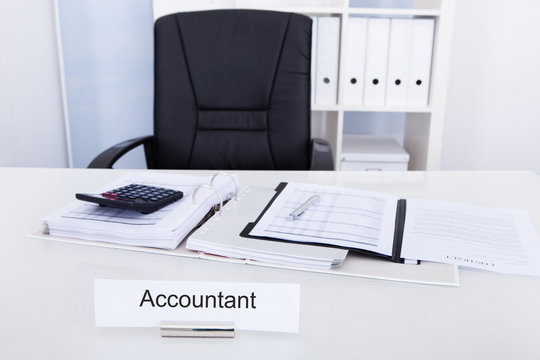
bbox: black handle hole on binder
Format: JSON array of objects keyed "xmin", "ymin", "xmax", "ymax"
[
  {"xmin": 372, "ymin": 79, "xmax": 379, "ymax": 85},
  {"xmin": 323, "ymin": 77, "xmax": 330, "ymax": 84},
  {"xmin": 416, "ymin": 80, "xmax": 422, "ymax": 86},
  {"xmin": 395, "ymin": 79, "xmax": 401, "ymax": 85},
  {"xmin": 350, "ymin": 78, "xmax": 357, "ymax": 84}
]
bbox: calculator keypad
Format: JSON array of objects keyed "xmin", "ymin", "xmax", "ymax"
[
  {"xmin": 102, "ymin": 184, "xmax": 181, "ymax": 204},
  {"xmin": 76, "ymin": 183, "xmax": 183, "ymax": 214}
]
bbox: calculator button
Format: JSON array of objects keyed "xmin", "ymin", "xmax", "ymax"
[{"xmin": 78, "ymin": 183, "xmax": 183, "ymax": 214}]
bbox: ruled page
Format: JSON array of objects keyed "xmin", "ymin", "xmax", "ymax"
[{"xmin": 249, "ymin": 182, "xmax": 399, "ymax": 256}]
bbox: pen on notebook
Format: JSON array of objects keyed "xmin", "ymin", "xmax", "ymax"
[{"xmin": 288, "ymin": 194, "xmax": 320, "ymax": 221}]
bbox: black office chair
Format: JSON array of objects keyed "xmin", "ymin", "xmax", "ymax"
[{"xmin": 88, "ymin": 9, "xmax": 333, "ymax": 170}]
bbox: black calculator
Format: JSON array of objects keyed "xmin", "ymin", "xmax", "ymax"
[{"xmin": 75, "ymin": 184, "xmax": 184, "ymax": 214}]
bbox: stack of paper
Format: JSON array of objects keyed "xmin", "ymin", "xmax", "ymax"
[{"xmin": 44, "ymin": 172, "xmax": 237, "ymax": 250}]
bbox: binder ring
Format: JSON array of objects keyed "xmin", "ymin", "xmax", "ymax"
[
  {"xmin": 192, "ymin": 184, "xmax": 224, "ymax": 215},
  {"xmin": 210, "ymin": 172, "xmax": 239, "ymax": 201}
]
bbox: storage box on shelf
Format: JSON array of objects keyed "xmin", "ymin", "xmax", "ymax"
[{"xmin": 341, "ymin": 134, "xmax": 409, "ymax": 171}]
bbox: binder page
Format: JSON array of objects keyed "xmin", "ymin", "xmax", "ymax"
[
  {"xmin": 400, "ymin": 199, "xmax": 540, "ymax": 276},
  {"xmin": 249, "ymin": 183, "xmax": 399, "ymax": 256}
]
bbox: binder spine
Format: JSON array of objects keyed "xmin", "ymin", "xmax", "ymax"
[{"xmin": 392, "ymin": 199, "xmax": 407, "ymax": 263}]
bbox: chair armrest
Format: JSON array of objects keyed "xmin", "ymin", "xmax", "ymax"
[
  {"xmin": 87, "ymin": 135, "xmax": 154, "ymax": 168},
  {"xmin": 310, "ymin": 138, "xmax": 334, "ymax": 170}
]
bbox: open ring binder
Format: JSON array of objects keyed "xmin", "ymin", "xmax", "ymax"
[
  {"xmin": 192, "ymin": 172, "xmax": 239, "ymax": 216},
  {"xmin": 192, "ymin": 184, "xmax": 224, "ymax": 215},
  {"xmin": 210, "ymin": 171, "xmax": 239, "ymax": 201}
]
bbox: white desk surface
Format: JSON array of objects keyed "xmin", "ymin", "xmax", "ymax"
[{"xmin": 2, "ymin": 168, "xmax": 540, "ymax": 359}]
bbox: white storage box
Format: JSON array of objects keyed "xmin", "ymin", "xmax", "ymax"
[{"xmin": 340, "ymin": 135, "xmax": 409, "ymax": 171}]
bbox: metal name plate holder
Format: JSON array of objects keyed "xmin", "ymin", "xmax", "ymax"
[
  {"xmin": 160, "ymin": 172, "xmax": 239, "ymax": 338},
  {"xmin": 160, "ymin": 321, "xmax": 235, "ymax": 338}
]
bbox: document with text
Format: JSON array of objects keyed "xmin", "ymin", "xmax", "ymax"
[
  {"xmin": 247, "ymin": 182, "xmax": 540, "ymax": 276},
  {"xmin": 400, "ymin": 199, "xmax": 540, "ymax": 276},
  {"xmin": 248, "ymin": 182, "xmax": 399, "ymax": 258}
]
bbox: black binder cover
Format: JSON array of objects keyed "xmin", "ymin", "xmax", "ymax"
[{"xmin": 240, "ymin": 182, "xmax": 408, "ymax": 263}]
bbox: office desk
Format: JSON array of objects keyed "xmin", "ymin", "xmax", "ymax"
[{"xmin": 1, "ymin": 168, "xmax": 540, "ymax": 359}]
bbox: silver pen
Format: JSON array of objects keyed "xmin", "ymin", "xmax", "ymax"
[{"xmin": 288, "ymin": 194, "xmax": 320, "ymax": 221}]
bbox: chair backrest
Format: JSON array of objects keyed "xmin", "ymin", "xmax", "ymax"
[{"xmin": 152, "ymin": 9, "xmax": 312, "ymax": 169}]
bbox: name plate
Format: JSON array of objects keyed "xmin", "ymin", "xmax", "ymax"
[{"xmin": 94, "ymin": 279, "xmax": 300, "ymax": 333}]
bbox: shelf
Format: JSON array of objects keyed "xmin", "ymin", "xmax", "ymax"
[
  {"xmin": 236, "ymin": 5, "xmax": 441, "ymax": 17},
  {"xmin": 312, "ymin": 104, "xmax": 341, "ymax": 111},
  {"xmin": 311, "ymin": 105, "xmax": 432, "ymax": 113},
  {"xmin": 237, "ymin": 6, "xmax": 345, "ymax": 15},
  {"xmin": 346, "ymin": 8, "xmax": 441, "ymax": 17},
  {"xmin": 341, "ymin": 105, "xmax": 432, "ymax": 113}
]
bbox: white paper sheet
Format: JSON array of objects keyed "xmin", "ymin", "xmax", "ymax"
[
  {"xmin": 401, "ymin": 199, "xmax": 540, "ymax": 276},
  {"xmin": 249, "ymin": 183, "xmax": 399, "ymax": 256}
]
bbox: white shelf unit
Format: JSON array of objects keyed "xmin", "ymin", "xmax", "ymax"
[
  {"xmin": 154, "ymin": 0, "xmax": 456, "ymax": 170},
  {"xmin": 236, "ymin": 0, "xmax": 455, "ymax": 170}
]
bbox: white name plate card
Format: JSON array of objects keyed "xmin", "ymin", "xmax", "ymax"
[{"xmin": 94, "ymin": 279, "xmax": 300, "ymax": 333}]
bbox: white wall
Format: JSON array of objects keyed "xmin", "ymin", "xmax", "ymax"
[
  {"xmin": 57, "ymin": 0, "xmax": 154, "ymax": 168},
  {"xmin": 441, "ymin": 0, "xmax": 540, "ymax": 170},
  {"xmin": 0, "ymin": 0, "xmax": 69, "ymax": 167}
]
